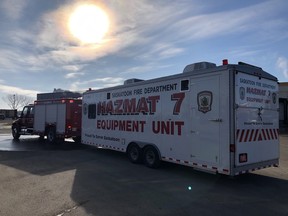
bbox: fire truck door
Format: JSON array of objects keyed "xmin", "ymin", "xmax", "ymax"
[
  {"xmin": 190, "ymin": 75, "xmax": 221, "ymax": 164},
  {"xmin": 21, "ymin": 106, "xmax": 34, "ymax": 128}
]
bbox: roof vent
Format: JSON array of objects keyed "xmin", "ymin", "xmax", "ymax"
[
  {"xmin": 124, "ymin": 78, "xmax": 144, "ymax": 85},
  {"xmin": 183, "ymin": 62, "xmax": 216, "ymax": 73}
]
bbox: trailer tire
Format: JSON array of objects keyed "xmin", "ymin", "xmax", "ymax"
[
  {"xmin": 12, "ymin": 125, "xmax": 20, "ymax": 139},
  {"xmin": 127, "ymin": 143, "xmax": 142, "ymax": 164},
  {"xmin": 143, "ymin": 146, "xmax": 160, "ymax": 168},
  {"xmin": 47, "ymin": 127, "xmax": 56, "ymax": 144}
]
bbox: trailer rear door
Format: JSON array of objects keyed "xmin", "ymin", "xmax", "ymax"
[
  {"xmin": 235, "ymin": 72, "xmax": 279, "ymax": 168},
  {"xmin": 190, "ymin": 75, "xmax": 221, "ymax": 164}
]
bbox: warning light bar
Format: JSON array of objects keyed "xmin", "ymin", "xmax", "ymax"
[{"xmin": 222, "ymin": 59, "xmax": 228, "ymax": 65}]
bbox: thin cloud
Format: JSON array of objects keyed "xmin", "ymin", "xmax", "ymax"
[
  {"xmin": 121, "ymin": 63, "xmax": 173, "ymax": 75},
  {"xmin": 277, "ymin": 57, "xmax": 288, "ymax": 79},
  {"xmin": 65, "ymin": 72, "xmax": 85, "ymax": 79},
  {"xmin": 70, "ymin": 77, "xmax": 124, "ymax": 91},
  {"xmin": 0, "ymin": 0, "xmax": 28, "ymax": 20},
  {"xmin": 166, "ymin": 1, "xmax": 286, "ymax": 43},
  {"xmin": 0, "ymin": 84, "xmax": 39, "ymax": 97}
]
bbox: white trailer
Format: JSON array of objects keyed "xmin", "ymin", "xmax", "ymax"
[{"xmin": 82, "ymin": 60, "xmax": 279, "ymax": 176}]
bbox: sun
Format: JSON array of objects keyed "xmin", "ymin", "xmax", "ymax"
[{"xmin": 68, "ymin": 4, "xmax": 110, "ymax": 44}]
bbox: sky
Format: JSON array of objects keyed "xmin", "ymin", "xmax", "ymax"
[{"xmin": 0, "ymin": 0, "xmax": 287, "ymax": 109}]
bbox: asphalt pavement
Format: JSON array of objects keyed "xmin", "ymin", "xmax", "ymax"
[{"xmin": 0, "ymin": 128, "xmax": 288, "ymax": 216}]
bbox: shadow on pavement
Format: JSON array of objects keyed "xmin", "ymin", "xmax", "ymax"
[
  {"xmin": 68, "ymin": 150, "xmax": 288, "ymax": 216},
  {"xmin": 0, "ymin": 136, "xmax": 288, "ymax": 215}
]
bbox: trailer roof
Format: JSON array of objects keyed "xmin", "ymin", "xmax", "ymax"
[{"xmin": 84, "ymin": 62, "xmax": 278, "ymax": 95}]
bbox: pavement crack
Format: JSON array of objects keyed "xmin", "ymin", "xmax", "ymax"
[{"xmin": 56, "ymin": 200, "xmax": 89, "ymax": 216}]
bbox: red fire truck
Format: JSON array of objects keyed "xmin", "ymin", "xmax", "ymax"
[{"xmin": 12, "ymin": 98, "xmax": 82, "ymax": 143}]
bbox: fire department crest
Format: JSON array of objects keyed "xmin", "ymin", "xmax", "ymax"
[{"xmin": 197, "ymin": 91, "xmax": 213, "ymax": 113}]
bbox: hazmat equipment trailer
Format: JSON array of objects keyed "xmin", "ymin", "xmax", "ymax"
[{"xmin": 81, "ymin": 60, "xmax": 279, "ymax": 176}]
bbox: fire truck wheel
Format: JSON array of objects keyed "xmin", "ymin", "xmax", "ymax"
[
  {"xmin": 12, "ymin": 125, "xmax": 20, "ymax": 139},
  {"xmin": 47, "ymin": 127, "xmax": 56, "ymax": 143},
  {"xmin": 143, "ymin": 146, "xmax": 160, "ymax": 168},
  {"xmin": 127, "ymin": 144, "xmax": 142, "ymax": 164},
  {"xmin": 38, "ymin": 136, "xmax": 45, "ymax": 142}
]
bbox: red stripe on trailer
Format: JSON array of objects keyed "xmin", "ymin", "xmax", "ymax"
[
  {"xmin": 269, "ymin": 129, "xmax": 274, "ymax": 139},
  {"xmin": 254, "ymin": 129, "xmax": 259, "ymax": 141},
  {"xmin": 249, "ymin": 129, "xmax": 255, "ymax": 142},
  {"xmin": 262, "ymin": 129, "xmax": 267, "ymax": 140},
  {"xmin": 258, "ymin": 133, "xmax": 263, "ymax": 141},
  {"xmin": 273, "ymin": 129, "xmax": 278, "ymax": 139},
  {"xmin": 244, "ymin": 129, "xmax": 250, "ymax": 142},
  {"xmin": 236, "ymin": 129, "xmax": 240, "ymax": 140},
  {"xmin": 266, "ymin": 129, "xmax": 270, "ymax": 140},
  {"xmin": 239, "ymin": 130, "xmax": 245, "ymax": 142}
]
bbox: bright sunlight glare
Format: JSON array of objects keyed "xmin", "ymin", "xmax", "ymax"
[{"xmin": 68, "ymin": 4, "xmax": 110, "ymax": 44}]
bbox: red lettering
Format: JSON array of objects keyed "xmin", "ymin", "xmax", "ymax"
[
  {"xmin": 123, "ymin": 98, "xmax": 136, "ymax": 114},
  {"xmin": 126, "ymin": 120, "xmax": 132, "ymax": 131},
  {"xmin": 152, "ymin": 121, "xmax": 160, "ymax": 134},
  {"xmin": 147, "ymin": 96, "xmax": 160, "ymax": 114},
  {"xmin": 175, "ymin": 121, "xmax": 184, "ymax": 135},
  {"xmin": 139, "ymin": 121, "xmax": 146, "ymax": 132},
  {"xmin": 171, "ymin": 92, "xmax": 185, "ymax": 115},
  {"xmin": 152, "ymin": 121, "xmax": 184, "ymax": 136},
  {"xmin": 96, "ymin": 120, "xmax": 146, "ymax": 132},
  {"xmin": 114, "ymin": 99, "xmax": 123, "ymax": 114},
  {"xmin": 106, "ymin": 101, "xmax": 114, "ymax": 114},
  {"xmin": 97, "ymin": 120, "xmax": 101, "ymax": 129},
  {"xmin": 161, "ymin": 121, "xmax": 170, "ymax": 134},
  {"xmin": 97, "ymin": 102, "xmax": 106, "ymax": 115},
  {"xmin": 137, "ymin": 97, "xmax": 149, "ymax": 114}
]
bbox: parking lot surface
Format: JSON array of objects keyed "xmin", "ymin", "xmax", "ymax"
[{"xmin": 0, "ymin": 133, "xmax": 287, "ymax": 216}]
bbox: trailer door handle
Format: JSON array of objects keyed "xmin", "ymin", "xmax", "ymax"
[{"xmin": 209, "ymin": 118, "xmax": 222, "ymax": 122}]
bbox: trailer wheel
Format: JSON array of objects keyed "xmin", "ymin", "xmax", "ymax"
[
  {"xmin": 47, "ymin": 127, "xmax": 56, "ymax": 143},
  {"xmin": 12, "ymin": 125, "xmax": 20, "ymax": 139},
  {"xmin": 127, "ymin": 144, "xmax": 142, "ymax": 164},
  {"xmin": 143, "ymin": 146, "xmax": 160, "ymax": 168}
]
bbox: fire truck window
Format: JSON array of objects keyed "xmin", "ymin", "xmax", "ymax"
[
  {"xmin": 22, "ymin": 107, "xmax": 28, "ymax": 117},
  {"xmin": 29, "ymin": 107, "xmax": 34, "ymax": 117},
  {"xmin": 88, "ymin": 104, "xmax": 96, "ymax": 119},
  {"xmin": 181, "ymin": 80, "xmax": 189, "ymax": 91}
]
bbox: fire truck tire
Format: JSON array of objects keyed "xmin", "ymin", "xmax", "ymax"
[
  {"xmin": 143, "ymin": 146, "xmax": 160, "ymax": 168},
  {"xmin": 127, "ymin": 143, "xmax": 142, "ymax": 164},
  {"xmin": 47, "ymin": 127, "xmax": 56, "ymax": 143},
  {"xmin": 12, "ymin": 125, "xmax": 20, "ymax": 139},
  {"xmin": 38, "ymin": 136, "xmax": 45, "ymax": 142}
]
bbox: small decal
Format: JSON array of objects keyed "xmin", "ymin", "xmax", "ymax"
[
  {"xmin": 240, "ymin": 87, "xmax": 245, "ymax": 100},
  {"xmin": 197, "ymin": 91, "xmax": 213, "ymax": 113}
]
